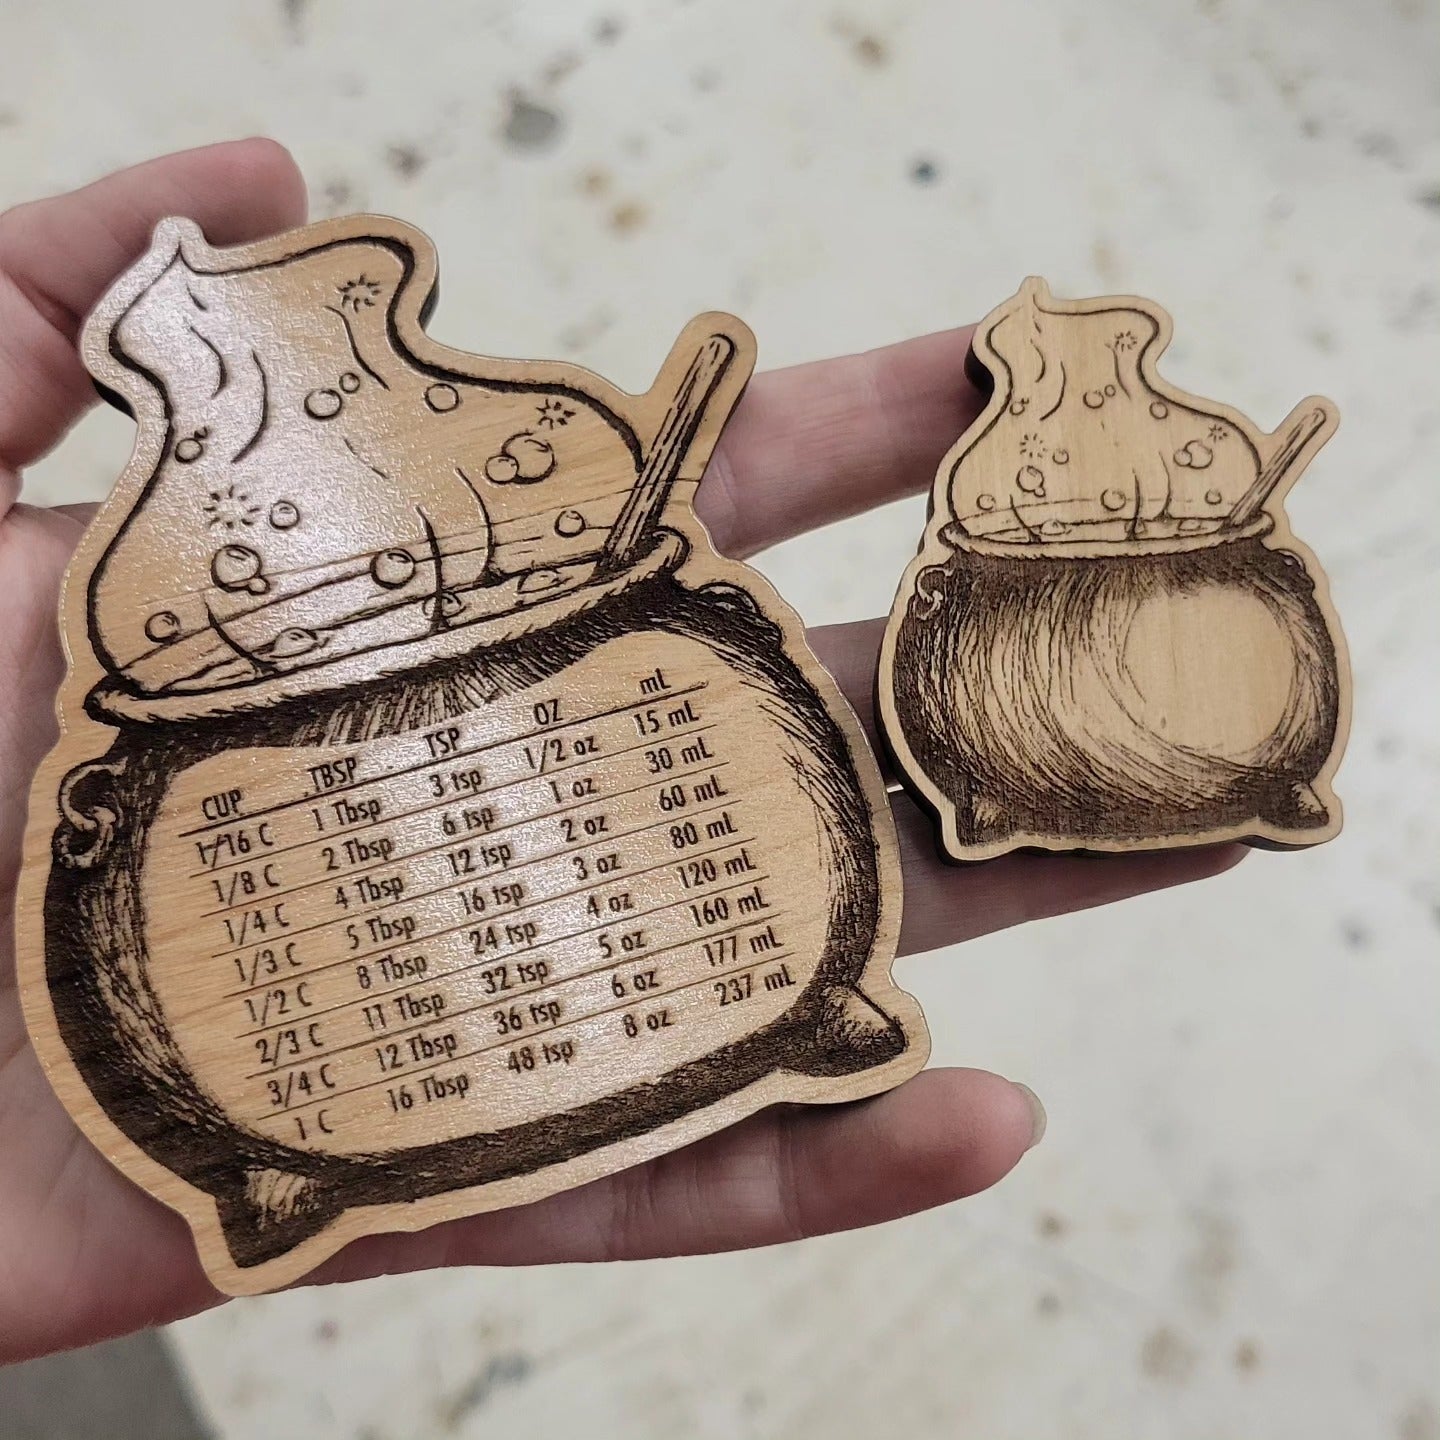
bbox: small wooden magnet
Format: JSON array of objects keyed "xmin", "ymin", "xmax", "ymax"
[
  {"xmin": 18, "ymin": 216, "xmax": 927, "ymax": 1295},
  {"xmin": 880, "ymin": 278, "xmax": 1350, "ymax": 862}
]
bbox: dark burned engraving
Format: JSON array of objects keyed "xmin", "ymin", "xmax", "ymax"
[
  {"xmin": 21, "ymin": 216, "xmax": 926, "ymax": 1294},
  {"xmin": 880, "ymin": 279, "xmax": 1349, "ymax": 863}
]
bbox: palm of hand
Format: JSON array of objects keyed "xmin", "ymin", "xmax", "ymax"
[{"xmin": 0, "ymin": 141, "xmax": 1238, "ymax": 1363}]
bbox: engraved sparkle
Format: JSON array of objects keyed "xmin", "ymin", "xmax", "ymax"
[
  {"xmin": 337, "ymin": 275, "xmax": 384, "ymax": 312},
  {"xmin": 203, "ymin": 484, "xmax": 260, "ymax": 531}
]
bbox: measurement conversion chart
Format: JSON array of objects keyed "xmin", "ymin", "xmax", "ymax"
[{"xmin": 143, "ymin": 632, "xmax": 838, "ymax": 1151}]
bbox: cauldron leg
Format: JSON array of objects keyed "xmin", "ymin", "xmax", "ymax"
[
  {"xmin": 214, "ymin": 1167, "xmax": 341, "ymax": 1271},
  {"xmin": 785, "ymin": 985, "xmax": 908, "ymax": 1077},
  {"xmin": 969, "ymin": 789, "xmax": 1009, "ymax": 839},
  {"xmin": 1258, "ymin": 781, "xmax": 1330, "ymax": 831}
]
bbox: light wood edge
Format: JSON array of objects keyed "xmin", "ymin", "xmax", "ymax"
[
  {"xmin": 877, "ymin": 283, "xmax": 1352, "ymax": 864},
  {"xmin": 15, "ymin": 215, "xmax": 929, "ymax": 1296}
]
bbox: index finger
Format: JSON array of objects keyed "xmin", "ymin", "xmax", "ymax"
[{"xmin": 697, "ymin": 326, "xmax": 985, "ymax": 559}]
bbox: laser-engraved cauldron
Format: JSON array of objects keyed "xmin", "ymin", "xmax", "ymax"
[
  {"xmin": 23, "ymin": 215, "xmax": 924, "ymax": 1293},
  {"xmin": 46, "ymin": 547, "xmax": 910, "ymax": 1274},
  {"xmin": 890, "ymin": 519, "xmax": 1341, "ymax": 851},
  {"xmin": 881, "ymin": 277, "xmax": 1349, "ymax": 859}
]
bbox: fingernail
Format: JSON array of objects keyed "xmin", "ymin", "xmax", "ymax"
[{"xmin": 1011, "ymin": 1081, "xmax": 1047, "ymax": 1150}]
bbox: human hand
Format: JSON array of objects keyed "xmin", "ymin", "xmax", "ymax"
[{"xmin": 0, "ymin": 139, "xmax": 1241, "ymax": 1361}]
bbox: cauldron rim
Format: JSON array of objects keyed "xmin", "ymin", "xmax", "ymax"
[
  {"xmin": 86, "ymin": 529, "xmax": 688, "ymax": 727},
  {"xmin": 939, "ymin": 513, "xmax": 1273, "ymax": 562}
]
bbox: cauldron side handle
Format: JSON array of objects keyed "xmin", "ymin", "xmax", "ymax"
[{"xmin": 53, "ymin": 757, "xmax": 130, "ymax": 870}]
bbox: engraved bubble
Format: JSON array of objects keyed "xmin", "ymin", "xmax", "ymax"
[
  {"xmin": 1104, "ymin": 383, "xmax": 1116, "ymax": 397},
  {"xmin": 1040, "ymin": 519, "xmax": 1067, "ymax": 537},
  {"xmin": 1101, "ymin": 488, "xmax": 1128, "ymax": 511},
  {"xmin": 1008, "ymin": 398, "xmax": 1029, "ymax": 416},
  {"xmin": 554, "ymin": 508, "xmax": 586, "ymax": 537},
  {"xmin": 371, "ymin": 549, "xmax": 417, "ymax": 589},
  {"xmin": 976, "ymin": 493, "xmax": 996, "ymax": 512},
  {"xmin": 174, "ymin": 435, "xmax": 204, "ymax": 464},
  {"xmin": 503, "ymin": 432, "xmax": 556, "ymax": 481},
  {"xmin": 518, "ymin": 568, "xmax": 564, "ymax": 595},
  {"xmin": 269, "ymin": 500, "xmax": 300, "ymax": 530},
  {"xmin": 1186, "ymin": 441, "xmax": 1213, "ymax": 469},
  {"xmin": 267, "ymin": 628, "xmax": 323, "ymax": 658},
  {"xmin": 1016, "ymin": 464, "xmax": 1046, "ymax": 494},
  {"xmin": 425, "ymin": 382, "xmax": 461, "ymax": 413},
  {"xmin": 484, "ymin": 453, "xmax": 521, "ymax": 484},
  {"xmin": 1052, "ymin": 448, "xmax": 1069, "ymax": 464},
  {"xmin": 1083, "ymin": 389, "xmax": 1105, "ymax": 409},
  {"xmin": 1205, "ymin": 488, "xmax": 1223, "ymax": 506},
  {"xmin": 304, "ymin": 388, "xmax": 343, "ymax": 420},
  {"xmin": 339, "ymin": 371, "xmax": 361, "ymax": 393},
  {"xmin": 421, "ymin": 590, "xmax": 465, "ymax": 620},
  {"xmin": 1173, "ymin": 447, "xmax": 1192, "ymax": 467},
  {"xmin": 1178, "ymin": 517, "xmax": 1206, "ymax": 533},
  {"xmin": 144, "ymin": 611, "xmax": 182, "ymax": 644},
  {"xmin": 1150, "ymin": 400, "xmax": 1169, "ymax": 419},
  {"xmin": 212, "ymin": 544, "xmax": 268, "ymax": 594}
]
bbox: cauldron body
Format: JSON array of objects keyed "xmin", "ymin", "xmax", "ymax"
[
  {"xmin": 891, "ymin": 531, "xmax": 1341, "ymax": 852},
  {"xmin": 46, "ymin": 576, "xmax": 906, "ymax": 1272}
]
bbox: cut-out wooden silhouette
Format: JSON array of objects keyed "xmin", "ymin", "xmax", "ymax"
[
  {"xmin": 880, "ymin": 278, "xmax": 1349, "ymax": 862},
  {"xmin": 18, "ymin": 216, "xmax": 927, "ymax": 1296}
]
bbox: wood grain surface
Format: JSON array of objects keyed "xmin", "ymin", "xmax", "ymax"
[
  {"xmin": 880, "ymin": 278, "xmax": 1350, "ymax": 863},
  {"xmin": 17, "ymin": 215, "xmax": 927, "ymax": 1295}
]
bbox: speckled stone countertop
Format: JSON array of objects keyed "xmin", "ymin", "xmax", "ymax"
[{"xmin": 2, "ymin": 1, "xmax": 1437, "ymax": 1436}]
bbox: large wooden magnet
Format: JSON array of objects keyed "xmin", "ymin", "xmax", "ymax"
[
  {"xmin": 18, "ymin": 216, "xmax": 927, "ymax": 1294},
  {"xmin": 880, "ymin": 278, "xmax": 1350, "ymax": 862}
]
